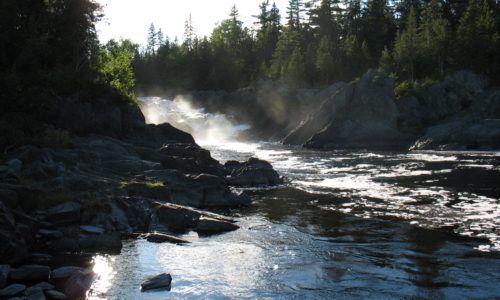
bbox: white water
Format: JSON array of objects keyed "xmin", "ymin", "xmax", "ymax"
[{"xmin": 139, "ymin": 96, "xmax": 249, "ymax": 145}]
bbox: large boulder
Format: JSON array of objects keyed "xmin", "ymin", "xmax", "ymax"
[
  {"xmin": 410, "ymin": 85, "xmax": 500, "ymax": 151},
  {"xmin": 225, "ymin": 157, "xmax": 283, "ymax": 186},
  {"xmin": 141, "ymin": 273, "xmax": 172, "ymax": 292},
  {"xmin": 284, "ymin": 70, "xmax": 402, "ymax": 149},
  {"xmin": 150, "ymin": 202, "xmax": 238, "ymax": 234},
  {"xmin": 148, "ymin": 170, "xmax": 250, "ymax": 208},
  {"xmin": 411, "ymin": 118, "xmax": 500, "ymax": 151}
]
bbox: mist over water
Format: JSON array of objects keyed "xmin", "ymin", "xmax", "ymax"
[{"xmin": 139, "ymin": 96, "xmax": 249, "ymax": 145}]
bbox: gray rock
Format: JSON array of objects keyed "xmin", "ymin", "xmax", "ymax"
[
  {"xmin": 140, "ymin": 273, "xmax": 172, "ymax": 292},
  {"xmin": 145, "ymin": 232, "xmax": 189, "ymax": 244},
  {"xmin": 0, "ymin": 265, "xmax": 9, "ymax": 288},
  {"xmin": 44, "ymin": 290, "xmax": 67, "ymax": 300},
  {"xmin": 0, "ymin": 283, "xmax": 26, "ymax": 297},
  {"xmin": 46, "ymin": 202, "xmax": 81, "ymax": 225},
  {"xmin": 39, "ymin": 229, "xmax": 64, "ymax": 239},
  {"xmin": 411, "ymin": 119, "xmax": 500, "ymax": 151},
  {"xmin": 150, "ymin": 203, "xmax": 200, "ymax": 232},
  {"xmin": 150, "ymin": 202, "xmax": 237, "ymax": 234},
  {"xmin": 164, "ymin": 172, "xmax": 250, "ymax": 208},
  {"xmin": 195, "ymin": 217, "xmax": 240, "ymax": 236},
  {"xmin": 9, "ymin": 265, "xmax": 51, "ymax": 281},
  {"xmin": 79, "ymin": 225, "xmax": 105, "ymax": 234},
  {"xmin": 225, "ymin": 157, "xmax": 282, "ymax": 186},
  {"xmin": 284, "ymin": 70, "xmax": 402, "ymax": 149}
]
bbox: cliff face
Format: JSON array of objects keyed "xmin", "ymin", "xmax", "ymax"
[{"xmin": 282, "ymin": 70, "xmax": 500, "ymax": 151}]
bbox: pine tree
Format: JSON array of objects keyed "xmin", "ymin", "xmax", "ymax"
[
  {"xmin": 361, "ymin": 0, "xmax": 396, "ymax": 64},
  {"xmin": 147, "ymin": 23, "xmax": 157, "ymax": 55},
  {"xmin": 287, "ymin": 0, "xmax": 305, "ymax": 29},
  {"xmin": 316, "ymin": 36, "xmax": 334, "ymax": 83},
  {"xmin": 157, "ymin": 28, "xmax": 164, "ymax": 47},
  {"xmin": 419, "ymin": 0, "xmax": 450, "ymax": 76},
  {"xmin": 184, "ymin": 13, "xmax": 195, "ymax": 51},
  {"xmin": 457, "ymin": 0, "xmax": 499, "ymax": 75},
  {"xmin": 393, "ymin": 6, "xmax": 418, "ymax": 80}
]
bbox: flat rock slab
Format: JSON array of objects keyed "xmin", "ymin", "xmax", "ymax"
[
  {"xmin": 141, "ymin": 273, "xmax": 172, "ymax": 292},
  {"xmin": 10, "ymin": 265, "xmax": 51, "ymax": 281},
  {"xmin": 195, "ymin": 217, "xmax": 240, "ymax": 236},
  {"xmin": 145, "ymin": 233, "xmax": 189, "ymax": 244},
  {"xmin": 79, "ymin": 225, "xmax": 105, "ymax": 234},
  {"xmin": 0, "ymin": 283, "xmax": 26, "ymax": 297}
]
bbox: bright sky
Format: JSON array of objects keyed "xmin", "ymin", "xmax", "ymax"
[{"xmin": 96, "ymin": 0, "xmax": 288, "ymax": 46}]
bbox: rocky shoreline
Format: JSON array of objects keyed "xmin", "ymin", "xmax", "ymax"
[
  {"xmin": 179, "ymin": 70, "xmax": 499, "ymax": 151},
  {"xmin": 0, "ymin": 106, "xmax": 282, "ymax": 298}
]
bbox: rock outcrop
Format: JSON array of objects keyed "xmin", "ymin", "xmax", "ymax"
[
  {"xmin": 283, "ymin": 70, "xmax": 403, "ymax": 149},
  {"xmin": 281, "ymin": 69, "xmax": 499, "ymax": 151},
  {"xmin": 409, "ymin": 75, "xmax": 500, "ymax": 151}
]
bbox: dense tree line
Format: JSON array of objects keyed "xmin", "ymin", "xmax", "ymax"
[
  {"xmin": 0, "ymin": 0, "xmax": 138, "ymax": 150},
  {"xmin": 0, "ymin": 0, "xmax": 137, "ymax": 118},
  {"xmin": 134, "ymin": 0, "xmax": 500, "ymax": 91}
]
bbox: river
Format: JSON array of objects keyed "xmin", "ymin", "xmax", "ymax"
[{"xmin": 87, "ymin": 97, "xmax": 500, "ymax": 299}]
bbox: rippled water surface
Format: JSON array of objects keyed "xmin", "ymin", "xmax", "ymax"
[{"xmin": 89, "ymin": 142, "xmax": 500, "ymax": 299}]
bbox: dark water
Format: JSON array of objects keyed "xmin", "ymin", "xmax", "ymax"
[{"xmin": 88, "ymin": 142, "xmax": 500, "ymax": 299}]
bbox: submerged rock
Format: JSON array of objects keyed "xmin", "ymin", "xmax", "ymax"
[{"xmin": 140, "ymin": 273, "xmax": 172, "ymax": 292}]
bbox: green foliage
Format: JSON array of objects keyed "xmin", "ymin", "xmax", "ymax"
[
  {"xmin": 394, "ymin": 78, "xmax": 437, "ymax": 98},
  {"xmin": 98, "ymin": 39, "xmax": 138, "ymax": 102}
]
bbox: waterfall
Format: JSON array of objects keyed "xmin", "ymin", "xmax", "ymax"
[{"xmin": 139, "ymin": 96, "xmax": 249, "ymax": 145}]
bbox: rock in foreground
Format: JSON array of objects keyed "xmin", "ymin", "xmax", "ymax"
[
  {"xmin": 225, "ymin": 157, "xmax": 283, "ymax": 186},
  {"xmin": 141, "ymin": 273, "xmax": 172, "ymax": 292}
]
